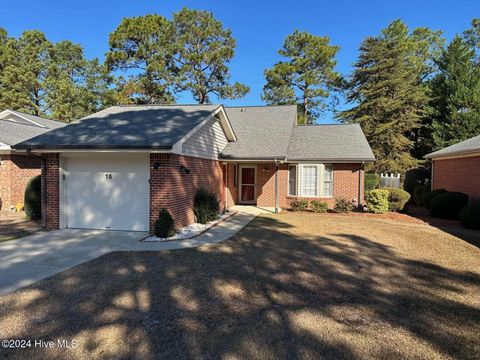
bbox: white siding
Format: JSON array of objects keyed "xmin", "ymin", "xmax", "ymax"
[{"xmin": 182, "ymin": 117, "xmax": 228, "ymax": 159}]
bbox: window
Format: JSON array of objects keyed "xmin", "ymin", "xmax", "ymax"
[
  {"xmin": 301, "ymin": 165, "xmax": 318, "ymax": 197},
  {"xmin": 288, "ymin": 165, "xmax": 297, "ymax": 195},
  {"xmin": 323, "ymin": 165, "xmax": 333, "ymax": 197},
  {"xmin": 290, "ymin": 164, "xmax": 334, "ymax": 197}
]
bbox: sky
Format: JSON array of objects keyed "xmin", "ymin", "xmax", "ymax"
[{"xmin": 1, "ymin": 0, "xmax": 478, "ymax": 123}]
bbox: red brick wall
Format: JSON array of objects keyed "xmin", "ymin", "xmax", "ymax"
[
  {"xmin": 42, "ymin": 153, "xmax": 60, "ymax": 230},
  {"xmin": 433, "ymin": 156, "xmax": 480, "ymax": 201},
  {"xmin": 226, "ymin": 162, "xmax": 364, "ymax": 209},
  {"xmin": 150, "ymin": 154, "xmax": 224, "ymax": 230},
  {"xmin": 0, "ymin": 154, "xmax": 41, "ymax": 209}
]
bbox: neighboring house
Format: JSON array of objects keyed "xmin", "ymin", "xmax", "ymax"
[
  {"xmin": 0, "ymin": 110, "xmax": 65, "ymax": 210},
  {"xmin": 425, "ymin": 134, "xmax": 480, "ymax": 201},
  {"xmin": 14, "ymin": 104, "xmax": 375, "ymax": 232}
]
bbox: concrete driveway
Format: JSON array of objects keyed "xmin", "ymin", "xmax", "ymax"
[
  {"xmin": 0, "ymin": 229, "xmax": 148, "ymax": 295},
  {"xmin": 0, "ymin": 211, "xmax": 256, "ymax": 295}
]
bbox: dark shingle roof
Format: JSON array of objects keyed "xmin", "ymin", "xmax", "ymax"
[
  {"xmin": 425, "ymin": 135, "xmax": 480, "ymax": 159},
  {"xmin": 287, "ymin": 124, "xmax": 375, "ymax": 161},
  {"xmin": 220, "ymin": 106, "xmax": 296, "ymax": 159},
  {"xmin": 0, "ymin": 111, "xmax": 65, "ymax": 146},
  {"xmin": 14, "ymin": 105, "xmax": 220, "ymax": 149}
]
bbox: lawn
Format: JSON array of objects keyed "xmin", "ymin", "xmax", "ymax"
[
  {"xmin": 0, "ymin": 216, "xmax": 42, "ymax": 242},
  {"xmin": 0, "ymin": 213, "xmax": 479, "ymax": 359}
]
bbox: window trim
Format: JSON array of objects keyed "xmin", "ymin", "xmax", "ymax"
[
  {"xmin": 288, "ymin": 165, "xmax": 297, "ymax": 196},
  {"xmin": 291, "ymin": 163, "xmax": 334, "ymax": 198}
]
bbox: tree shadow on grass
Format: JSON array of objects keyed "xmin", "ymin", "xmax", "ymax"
[{"xmin": 0, "ymin": 216, "xmax": 479, "ymax": 359}]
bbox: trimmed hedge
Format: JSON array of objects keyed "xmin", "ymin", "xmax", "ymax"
[
  {"xmin": 290, "ymin": 200, "xmax": 308, "ymax": 212},
  {"xmin": 430, "ymin": 192, "xmax": 469, "ymax": 220},
  {"xmin": 311, "ymin": 200, "xmax": 328, "ymax": 213},
  {"xmin": 403, "ymin": 168, "xmax": 430, "ymax": 196},
  {"xmin": 423, "ymin": 189, "xmax": 447, "ymax": 209},
  {"xmin": 384, "ymin": 187, "xmax": 411, "ymax": 212},
  {"xmin": 154, "ymin": 209, "xmax": 176, "ymax": 238},
  {"xmin": 334, "ymin": 197, "xmax": 354, "ymax": 213},
  {"xmin": 459, "ymin": 200, "xmax": 480, "ymax": 230},
  {"xmin": 365, "ymin": 189, "xmax": 389, "ymax": 214},
  {"xmin": 24, "ymin": 175, "xmax": 41, "ymax": 220},
  {"xmin": 364, "ymin": 173, "xmax": 380, "ymax": 192},
  {"xmin": 194, "ymin": 188, "xmax": 219, "ymax": 224},
  {"xmin": 413, "ymin": 184, "xmax": 430, "ymax": 205}
]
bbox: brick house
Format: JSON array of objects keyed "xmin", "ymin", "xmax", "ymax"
[
  {"xmin": 425, "ymin": 134, "xmax": 480, "ymax": 201},
  {"xmin": 0, "ymin": 110, "xmax": 64, "ymax": 211},
  {"xmin": 14, "ymin": 105, "xmax": 375, "ymax": 232}
]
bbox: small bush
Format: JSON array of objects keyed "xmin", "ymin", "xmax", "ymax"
[
  {"xmin": 430, "ymin": 192, "xmax": 469, "ymax": 220},
  {"xmin": 459, "ymin": 200, "xmax": 480, "ymax": 230},
  {"xmin": 311, "ymin": 201, "xmax": 328, "ymax": 213},
  {"xmin": 383, "ymin": 187, "xmax": 411, "ymax": 212},
  {"xmin": 154, "ymin": 209, "xmax": 176, "ymax": 238},
  {"xmin": 365, "ymin": 189, "xmax": 389, "ymax": 214},
  {"xmin": 24, "ymin": 175, "xmax": 41, "ymax": 220},
  {"xmin": 364, "ymin": 173, "xmax": 380, "ymax": 192},
  {"xmin": 194, "ymin": 188, "xmax": 219, "ymax": 224},
  {"xmin": 404, "ymin": 168, "xmax": 430, "ymax": 196},
  {"xmin": 290, "ymin": 200, "xmax": 308, "ymax": 212},
  {"xmin": 423, "ymin": 189, "xmax": 447, "ymax": 209},
  {"xmin": 413, "ymin": 184, "xmax": 430, "ymax": 205},
  {"xmin": 334, "ymin": 197, "xmax": 354, "ymax": 213}
]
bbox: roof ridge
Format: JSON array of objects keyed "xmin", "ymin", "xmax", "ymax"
[
  {"xmin": 114, "ymin": 103, "xmax": 220, "ymax": 107},
  {"xmin": 225, "ymin": 104, "xmax": 297, "ymax": 109}
]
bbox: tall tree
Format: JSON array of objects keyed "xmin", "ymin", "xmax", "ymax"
[
  {"xmin": 430, "ymin": 36, "xmax": 480, "ymax": 149},
  {"xmin": 338, "ymin": 36, "xmax": 425, "ymax": 173},
  {"xmin": 339, "ymin": 20, "xmax": 443, "ymax": 172},
  {"xmin": 106, "ymin": 14, "xmax": 176, "ymax": 104},
  {"xmin": 0, "ymin": 30, "xmax": 114, "ymax": 121},
  {"xmin": 172, "ymin": 7, "xmax": 249, "ymax": 103},
  {"xmin": 106, "ymin": 10, "xmax": 249, "ymax": 104},
  {"xmin": 1, "ymin": 30, "xmax": 53, "ymax": 115},
  {"xmin": 262, "ymin": 30, "xmax": 340, "ymax": 124}
]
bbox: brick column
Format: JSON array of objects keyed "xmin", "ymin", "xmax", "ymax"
[{"xmin": 42, "ymin": 153, "xmax": 60, "ymax": 230}]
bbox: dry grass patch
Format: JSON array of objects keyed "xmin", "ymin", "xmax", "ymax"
[{"xmin": 0, "ymin": 212, "xmax": 479, "ymax": 359}]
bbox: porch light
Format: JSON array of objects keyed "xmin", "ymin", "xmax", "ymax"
[
  {"xmin": 180, "ymin": 165, "xmax": 190, "ymax": 174},
  {"xmin": 153, "ymin": 162, "xmax": 161, "ymax": 170}
]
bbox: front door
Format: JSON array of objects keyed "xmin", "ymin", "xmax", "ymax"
[{"xmin": 240, "ymin": 166, "xmax": 256, "ymax": 204}]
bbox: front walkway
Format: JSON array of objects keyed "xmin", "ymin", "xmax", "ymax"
[{"xmin": 0, "ymin": 209, "xmax": 258, "ymax": 295}]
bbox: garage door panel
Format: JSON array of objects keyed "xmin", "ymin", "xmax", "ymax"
[{"xmin": 64, "ymin": 154, "xmax": 149, "ymax": 231}]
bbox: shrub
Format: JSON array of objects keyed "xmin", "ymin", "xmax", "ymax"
[
  {"xmin": 154, "ymin": 209, "xmax": 176, "ymax": 238},
  {"xmin": 290, "ymin": 200, "xmax": 308, "ymax": 212},
  {"xmin": 413, "ymin": 184, "xmax": 430, "ymax": 205},
  {"xmin": 403, "ymin": 168, "xmax": 430, "ymax": 196},
  {"xmin": 430, "ymin": 192, "xmax": 469, "ymax": 220},
  {"xmin": 383, "ymin": 187, "xmax": 411, "ymax": 212},
  {"xmin": 459, "ymin": 200, "xmax": 480, "ymax": 230},
  {"xmin": 423, "ymin": 189, "xmax": 447, "ymax": 209},
  {"xmin": 364, "ymin": 173, "xmax": 380, "ymax": 192},
  {"xmin": 311, "ymin": 201, "xmax": 328, "ymax": 213},
  {"xmin": 365, "ymin": 189, "xmax": 389, "ymax": 214},
  {"xmin": 334, "ymin": 197, "xmax": 354, "ymax": 213},
  {"xmin": 193, "ymin": 188, "xmax": 219, "ymax": 224},
  {"xmin": 24, "ymin": 175, "xmax": 41, "ymax": 220}
]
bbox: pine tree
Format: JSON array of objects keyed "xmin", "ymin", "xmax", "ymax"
[
  {"xmin": 262, "ymin": 30, "xmax": 340, "ymax": 124},
  {"xmin": 430, "ymin": 36, "xmax": 480, "ymax": 149},
  {"xmin": 339, "ymin": 36, "xmax": 426, "ymax": 173}
]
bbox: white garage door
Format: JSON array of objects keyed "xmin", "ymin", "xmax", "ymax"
[{"xmin": 64, "ymin": 153, "xmax": 150, "ymax": 231}]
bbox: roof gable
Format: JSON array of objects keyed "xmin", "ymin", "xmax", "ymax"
[
  {"xmin": 425, "ymin": 134, "xmax": 480, "ymax": 159},
  {"xmin": 14, "ymin": 104, "xmax": 223, "ymax": 150}
]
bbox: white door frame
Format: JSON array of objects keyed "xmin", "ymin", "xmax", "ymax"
[{"xmin": 239, "ymin": 164, "xmax": 257, "ymax": 204}]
